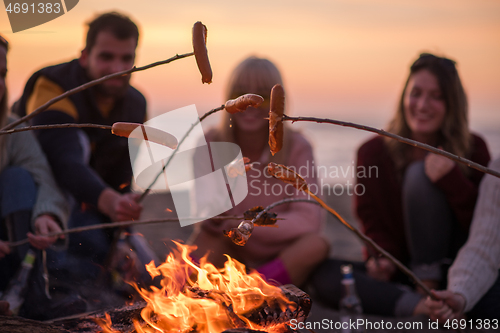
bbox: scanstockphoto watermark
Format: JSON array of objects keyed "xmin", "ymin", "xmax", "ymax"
[
  {"xmin": 289, "ymin": 318, "xmax": 424, "ymax": 331},
  {"xmin": 247, "ymin": 161, "xmax": 378, "ymax": 197}
]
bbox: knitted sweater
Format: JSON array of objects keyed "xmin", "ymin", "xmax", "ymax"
[
  {"xmin": 0, "ymin": 116, "xmax": 69, "ymax": 228},
  {"xmin": 448, "ymin": 158, "xmax": 500, "ymax": 312}
]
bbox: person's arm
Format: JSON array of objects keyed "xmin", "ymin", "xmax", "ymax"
[
  {"xmin": 355, "ymin": 139, "xmax": 406, "ymax": 263},
  {"xmin": 198, "ymin": 134, "xmax": 322, "ymax": 246},
  {"xmin": 446, "ymin": 158, "xmax": 500, "ymax": 313},
  {"xmin": 32, "ymin": 110, "xmax": 108, "ymax": 206},
  {"xmin": 432, "ymin": 136, "xmax": 491, "ymax": 230},
  {"xmin": 238, "ymin": 135, "xmax": 322, "ymax": 247},
  {"xmin": 27, "ymin": 76, "xmax": 142, "ymax": 221},
  {"xmin": 7, "ymin": 121, "xmax": 69, "ymax": 230}
]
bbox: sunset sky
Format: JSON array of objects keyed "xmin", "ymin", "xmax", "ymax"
[{"xmin": 1, "ymin": 0, "xmax": 499, "ymax": 132}]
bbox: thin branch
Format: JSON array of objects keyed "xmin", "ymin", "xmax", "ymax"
[
  {"xmin": 248, "ymin": 198, "xmax": 320, "ymax": 224},
  {"xmin": 7, "ymin": 215, "xmax": 243, "ymax": 248},
  {"xmin": 246, "ymin": 196, "xmax": 435, "ymax": 298},
  {"xmin": 283, "ymin": 115, "xmax": 500, "ymax": 179},
  {"xmin": 0, "ymin": 123, "xmax": 112, "ymax": 136},
  {"xmin": 305, "ymin": 191, "xmax": 434, "ymax": 299},
  {"xmin": 137, "ymin": 104, "xmax": 225, "ymax": 202},
  {"xmin": 1, "ymin": 52, "xmax": 194, "ymax": 131}
]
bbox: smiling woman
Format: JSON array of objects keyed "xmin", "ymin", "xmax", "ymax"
[{"xmin": 310, "ymin": 52, "xmax": 491, "ymax": 318}]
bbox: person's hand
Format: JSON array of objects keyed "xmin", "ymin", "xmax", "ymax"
[
  {"xmin": 98, "ymin": 188, "xmax": 142, "ymax": 222},
  {"xmin": 114, "ymin": 192, "xmax": 142, "ymax": 221},
  {"xmin": 425, "ymin": 147, "xmax": 455, "ymax": 183},
  {"xmin": 27, "ymin": 214, "xmax": 64, "ymax": 250},
  {"xmin": 0, "ymin": 240, "xmax": 10, "ymax": 259},
  {"xmin": 365, "ymin": 257, "xmax": 396, "ymax": 281},
  {"xmin": 0, "ymin": 300, "xmax": 12, "ymax": 316},
  {"xmin": 425, "ymin": 290, "xmax": 466, "ymax": 322}
]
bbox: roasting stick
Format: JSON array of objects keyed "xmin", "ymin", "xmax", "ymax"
[
  {"xmin": 137, "ymin": 94, "xmax": 264, "ymax": 203},
  {"xmin": 1, "ymin": 19, "xmax": 213, "ymax": 132},
  {"xmin": 282, "ymin": 114, "xmax": 500, "ymax": 179},
  {"xmin": 306, "ymin": 191, "xmax": 435, "ymax": 296},
  {"xmin": 231, "ymin": 197, "xmax": 463, "ymax": 328},
  {"xmin": 262, "ymin": 163, "xmax": 439, "ymax": 300},
  {"xmin": 7, "ymin": 216, "xmax": 245, "ymax": 248},
  {"xmin": 137, "ymin": 104, "xmax": 224, "ymax": 203},
  {"xmin": 1, "ymin": 52, "xmax": 194, "ymax": 132}
]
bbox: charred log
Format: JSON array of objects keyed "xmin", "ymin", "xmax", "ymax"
[
  {"xmin": 0, "ymin": 315, "xmax": 62, "ymax": 333},
  {"xmin": 43, "ymin": 284, "xmax": 310, "ymax": 333}
]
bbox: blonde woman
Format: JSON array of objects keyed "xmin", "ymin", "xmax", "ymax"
[{"xmin": 190, "ymin": 56, "xmax": 329, "ymax": 287}]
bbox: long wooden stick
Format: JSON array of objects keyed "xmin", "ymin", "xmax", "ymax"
[
  {"xmin": 7, "ymin": 215, "xmax": 244, "ymax": 248},
  {"xmin": 245, "ymin": 195, "xmax": 435, "ymax": 298},
  {"xmin": 1, "ymin": 52, "xmax": 194, "ymax": 131},
  {"xmin": 137, "ymin": 105, "xmax": 225, "ymax": 202},
  {"xmin": 283, "ymin": 114, "xmax": 500, "ymax": 179},
  {"xmin": 0, "ymin": 123, "xmax": 112, "ymax": 135},
  {"xmin": 305, "ymin": 191, "xmax": 434, "ymax": 298}
]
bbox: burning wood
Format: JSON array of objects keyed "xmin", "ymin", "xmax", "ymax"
[{"xmin": 48, "ymin": 242, "xmax": 311, "ymax": 333}]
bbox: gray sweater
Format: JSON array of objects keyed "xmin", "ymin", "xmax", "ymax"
[
  {"xmin": 448, "ymin": 158, "xmax": 500, "ymax": 312},
  {"xmin": 0, "ymin": 117, "xmax": 69, "ymax": 229}
]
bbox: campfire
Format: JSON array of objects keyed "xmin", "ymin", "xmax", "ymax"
[{"xmin": 54, "ymin": 242, "xmax": 311, "ymax": 333}]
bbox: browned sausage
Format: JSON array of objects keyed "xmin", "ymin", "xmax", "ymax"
[
  {"xmin": 224, "ymin": 94, "xmax": 264, "ymax": 114},
  {"xmin": 192, "ymin": 21, "xmax": 212, "ymax": 84},
  {"xmin": 112, "ymin": 122, "xmax": 178, "ymax": 149},
  {"xmin": 268, "ymin": 84, "xmax": 285, "ymax": 156}
]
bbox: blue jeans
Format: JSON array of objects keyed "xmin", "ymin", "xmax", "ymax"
[
  {"xmin": 0, "ymin": 166, "xmax": 37, "ymax": 218},
  {"xmin": 0, "ymin": 166, "xmax": 37, "ymax": 290}
]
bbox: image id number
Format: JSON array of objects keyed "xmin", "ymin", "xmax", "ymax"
[
  {"xmin": 444, "ymin": 319, "xmax": 499, "ymax": 330},
  {"xmin": 6, "ymin": 2, "xmax": 61, "ymax": 14}
]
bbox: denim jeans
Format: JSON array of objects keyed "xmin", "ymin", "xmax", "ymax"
[{"xmin": 0, "ymin": 166, "xmax": 37, "ymax": 291}]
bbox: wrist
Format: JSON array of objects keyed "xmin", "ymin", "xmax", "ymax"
[{"xmin": 454, "ymin": 293, "xmax": 467, "ymax": 313}]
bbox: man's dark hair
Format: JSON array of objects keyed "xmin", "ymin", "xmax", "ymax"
[{"xmin": 85, "ymin": 12, "xmax": 139, "ymax": 52}]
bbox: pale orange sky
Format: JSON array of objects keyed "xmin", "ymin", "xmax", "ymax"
[{"xmin": 1, "ymin": 0, "xmax": 499, "ymax": 131}]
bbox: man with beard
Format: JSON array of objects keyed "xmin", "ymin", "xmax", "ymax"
[{"xmin": 15, "ymin": 12, "xmax": 146, "ymax": 285}]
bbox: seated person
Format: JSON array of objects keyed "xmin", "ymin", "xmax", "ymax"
[
  {"xmin": 189, "ymin": 56, "xmax": 329, "ymax": 287},
  {"xmin": 310, "ymin": 53, "xmax": 490, "ymax": 317},
  {"xmin": 0, "ymin": 34, "xmax": 75, "ymax": 320},
  {"xmin": 426, "ymin": 157, "xmax": 500, "ymax": 321},
  {"xmin": 13, "ymin": 13, "xmax": 145, "ymax": 283}
]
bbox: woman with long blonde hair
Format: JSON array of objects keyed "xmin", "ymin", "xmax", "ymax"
[{"xmin": 190, "ymin": 56, "xmax": 329, "ymax": 287}]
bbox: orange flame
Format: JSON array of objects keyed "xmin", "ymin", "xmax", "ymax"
[
  {"xmin": 118, "ymin": 241, "xmax": 295, "ymax": 333},
  {"xmin": 95, "ymin": 313, "xmax": 121, "ymax": 333}
]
